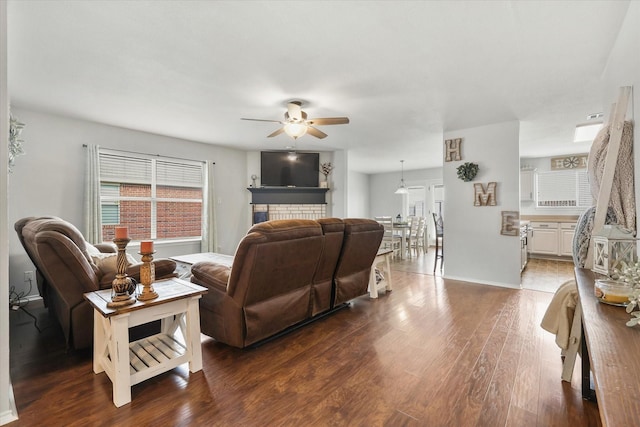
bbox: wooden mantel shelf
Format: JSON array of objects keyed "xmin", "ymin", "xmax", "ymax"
[{"xmin": 247, "ymin": 187, "xmax": 329, "ymax": 204}]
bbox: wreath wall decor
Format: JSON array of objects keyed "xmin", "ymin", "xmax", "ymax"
[
  {"xmin": 456, "ymin": 162, "xmax": 479, "ymax": 182},
  {"xmin": 8, "ymin": 114, "xmax": 26, "ymax": 173}
]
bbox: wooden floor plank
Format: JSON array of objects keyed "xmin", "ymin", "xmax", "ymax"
[{"xmin": 8, "ymin": 253, "xmax": 600, "ymax": 426}]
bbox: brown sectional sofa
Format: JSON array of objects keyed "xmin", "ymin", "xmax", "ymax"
[{"xmin": 190, "ymin": 218, "xmax": 384, "ymax": 348}]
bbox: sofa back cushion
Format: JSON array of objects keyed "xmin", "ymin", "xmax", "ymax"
[
  {"xmin": 227, "ymin": 219, "xmax": 324, "ymax": 345},
  {"xmin": 333, "ymin": 218, "xmax": 384, "ymax": 305},
  {"xmin": 21, "ymin": 218, "xmax": 101, "ymax": 295}
]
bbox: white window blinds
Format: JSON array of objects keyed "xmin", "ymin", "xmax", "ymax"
[
  {"xmin": 536, "ymin": 170, "xmax": 592, "ymax": 208},
  {"xmin": 99, "ymin": 152, "xmax": 152, "ymax": 184}
]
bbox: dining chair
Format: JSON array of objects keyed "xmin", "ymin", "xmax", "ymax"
[
  {"xmin": 432, "ymin": 213, "xmax": 444, "ymax": 272},
  {"xmin": 375, "ymin": 216, "xmax": 401, "ymax": 259},
  {"xmin": 409, "ymin": 216, "xmax": 427, "ymax": 256},
  {"xmin": 406, "ymin": 216, "xmax": 419, "ymax": 258}
]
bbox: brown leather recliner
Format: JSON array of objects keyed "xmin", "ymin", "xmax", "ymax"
[
  {"xmin": 190, "ymin": 218, "xmax": 383, "ymax": 348},
  {"xmin": 15, "ymin": 217, "xmax": 177, "ymax": 349}
]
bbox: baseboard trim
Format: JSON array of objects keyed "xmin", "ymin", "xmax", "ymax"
[
  {"xmin": 443, "ymin": 274, "xmax": 521, "ymax": 290},
  {"xmin": 0, "ymin": 384, "xmax": 18, "ymax": 425},
  {"xmin": 529, "ymin": 254, "xmax": 573, "ymax": 262}
]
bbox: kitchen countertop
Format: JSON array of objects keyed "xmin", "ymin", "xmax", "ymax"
[{"xmin": 520, "ymin": 215, "xmax": 579, "ymax": 223}]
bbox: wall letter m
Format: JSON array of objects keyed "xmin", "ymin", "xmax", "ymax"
[{"xmin": 474, "ymin": 182, "xmax": 497, "ymax": 206}]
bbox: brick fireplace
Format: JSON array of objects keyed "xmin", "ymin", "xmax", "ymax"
[
  {"xmin": 248, "ymin": 187, "xmax": 329, "ymax": 223},
  {"xmin": 253, "ymin": 204, "xmax": 327, "ymax": 221}
]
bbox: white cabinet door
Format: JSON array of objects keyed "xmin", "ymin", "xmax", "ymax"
[
  {"xmin": 520, "ymin": 170, "xmax": 535, "ymax": 201},
  {"xmin": 559, "ymin": 223, "xmax": 576, "ymax": 257},
  {"xmin": 531, "ymin": 227, "xmax": 558, "ymax": 255}
]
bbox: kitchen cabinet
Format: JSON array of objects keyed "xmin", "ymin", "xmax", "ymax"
[
  {"xmin": 531, "ymin": 223, "xmax": 558, "ymax": 255},
  {"xmin": 520, "ymin": 170, "xmax": 535, "ymax": 201},
  {"xmin": 530, "ymin": 221, "xmax": 576, "ymax": 257},
  {"xmin": 559, "ymin": 223, "xmax": 576, "ymax": 257}
]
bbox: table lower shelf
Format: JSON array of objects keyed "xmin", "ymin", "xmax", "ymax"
[{"xmin": 102, "ymin": 333, "xmax": 189, "ymax": 388}]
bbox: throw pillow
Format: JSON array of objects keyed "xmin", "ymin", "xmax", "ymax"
[{"xmin": 91, "ymin": 252, "xmax": 138, "ymax": 277}]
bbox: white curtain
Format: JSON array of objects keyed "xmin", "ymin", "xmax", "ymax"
[
  {"xmin": 201, "ymin": 161, "xmax": 217, "ymax": 253},
  {"xmin": 84, "ymin": 144, "xmax": 102, "ymax": 244}
]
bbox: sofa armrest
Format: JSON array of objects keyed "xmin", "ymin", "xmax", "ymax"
[
  {"xmin": 99, "ymin": 258, "xmax": 177, "ymax": 289},
  {"xmin": 95, "ymin": 243, "xmax": 117, "ymax": 253},
  {"xmin": 191, "ymin": 262, "xmax": 230, "ymax": 293}
]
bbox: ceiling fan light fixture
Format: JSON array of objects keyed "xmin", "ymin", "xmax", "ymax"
[
  {"xmin": 284, "ymin": 122, "xmax": 308, "ymax": 139},
  {"xmin": 395, "ymin": 160, "xmax": 409, "ymax": 194}
]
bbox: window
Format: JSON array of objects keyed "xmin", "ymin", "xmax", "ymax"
[
  {"xmin": 99, "ymin": 149, "xmax": 205, "ymax": 242},
  {"xmin": 408, "ymin": 186, "xmax": 426, "ymax": 217},
  {"xmin": 100, "ymin": 183, "xmax": 120, "ymax": 225},
  {"xmin": 536, "ymin": 170, "xmax": 592, "ymax": 208}
]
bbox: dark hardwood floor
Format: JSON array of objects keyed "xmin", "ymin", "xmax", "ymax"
[{"xmin": 8, "ymin": 254, "xmax": 600, "ymax": 426}]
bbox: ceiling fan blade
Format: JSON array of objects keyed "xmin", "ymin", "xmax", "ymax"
[
  {"xmin": 241, "ymin": 118, "xmax": 282, "ymax": 123},
  {"xmin": 306, "ymin": 126, "xmax": 328, "ymax": 139},
  {"xmin": 307, "ymin": 117, "xmax": 350, "ymax": 126},
  {"xmin": 287, "ymin": 102, "xmax": 303, "ymax": 121},
  {"xmin": 267, "ymin": 127, "xmax": 285, "ymax": 138}
]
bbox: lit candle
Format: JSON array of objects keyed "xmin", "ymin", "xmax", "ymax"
[
  {"xmin": 114, "ymin": 226, "xmax": 128, "ymax": 239},
  {"xmin": 140, "ymin": 240, "xmax": 154, "ymax": 253}
]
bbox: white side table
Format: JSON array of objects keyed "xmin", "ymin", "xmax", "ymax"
[
  {"xmin": 368, "ymin": 248, "xmax": 393, "ymax": 298},
  {"xmin": 84, "ymin": 278, "xmax": 207, "ymax": 407}
]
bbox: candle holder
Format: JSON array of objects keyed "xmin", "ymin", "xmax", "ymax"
[
  {"xmin": 137, "ymin": 250, "xmax": 158, "ymax": 301},
  {"xmin": 108, "ymin": 237, "xmax": 136, "ymax": 308}
]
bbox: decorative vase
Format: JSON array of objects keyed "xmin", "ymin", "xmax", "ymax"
[{"xmin": 320, "ymin": 180, "xmax": 328, "ymax": 188}]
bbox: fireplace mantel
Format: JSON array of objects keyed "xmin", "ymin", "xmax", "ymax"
[{"xmin": 247, "ymin": 187, "xmax": 329, "ymax": 204}]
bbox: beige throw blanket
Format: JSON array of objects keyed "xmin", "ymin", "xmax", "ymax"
[
  {"xmin": 587, "ymin": 121, "xmax": 635, "ymax": 230},
  {"xmin": 540, "ymin": 280, "xmax": 578, "ymax": 350}
]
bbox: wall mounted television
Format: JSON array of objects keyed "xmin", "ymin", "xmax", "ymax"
[{"xmin": 261, "ymin": 151, "xmax": 320, "ymax": 187}]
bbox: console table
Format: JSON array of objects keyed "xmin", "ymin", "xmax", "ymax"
[
  {"xmin": 575, "ymin": 268, "xmax": 640, "ymax": 426},
  {"xmin": 84, "ymin": 278, "xmax": 208, "ymax": 407}
]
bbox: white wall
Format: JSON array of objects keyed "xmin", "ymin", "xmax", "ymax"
[
  {"xmin": 8, "ymin": 108, "xmax": 249, "ymax": 299},
  {"xmin": 346, "ymin": 169, "xmax": 369, "ymax": 218},
  {"xmin": 329, "ymin": 150, "xmax": 347, "ymax": 219},
  {"xmin": 369, "ymin": 167, "xmax": 443, "ymax": 219},
  {"xmin": 520, "ymin": 155, "xmax": 589, "ymax": 216},
  {"xmin": 601, "ymin": 2, "xmax": 640, "ymax": 232},
  {"xmin": 444, "ymin": 121, "xmax": 521, "ymax": 288},
  {"xmin": 0, "ymin": 2, "xmax": 17, "ymax": 424}
]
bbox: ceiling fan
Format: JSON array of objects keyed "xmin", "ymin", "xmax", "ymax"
[{"xmin": 241, "ymin": 101, "xmax": 349, "ymax": 140}]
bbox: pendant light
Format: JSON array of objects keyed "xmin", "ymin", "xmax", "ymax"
[{"xmin": 395, "ymin": 160, "xmax": 409, "ymax": 194}]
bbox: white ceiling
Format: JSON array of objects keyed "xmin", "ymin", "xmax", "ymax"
[{"xmin": 7, "ymin": 1, "xmax": 631, "ymax": 173}]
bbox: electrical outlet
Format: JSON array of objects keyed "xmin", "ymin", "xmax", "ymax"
[{"xmin": 24, "ymin": 271, "xmax": 34, "ymax": 282}]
